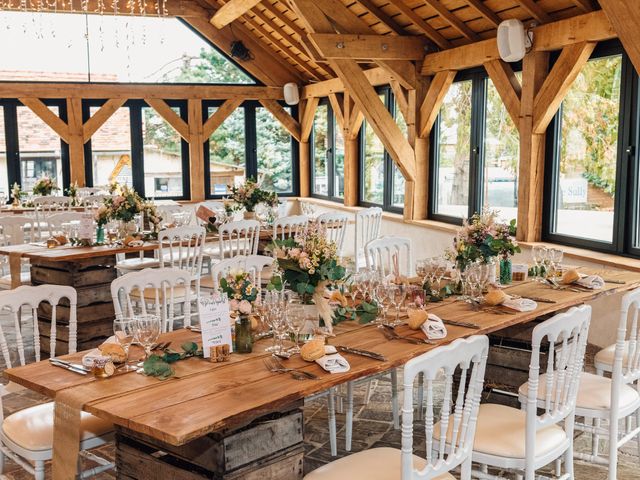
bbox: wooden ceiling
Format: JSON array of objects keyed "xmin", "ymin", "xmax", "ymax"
[{"xmin": 192, "ymin": 0, "xmax": 600, "ymax": 83}]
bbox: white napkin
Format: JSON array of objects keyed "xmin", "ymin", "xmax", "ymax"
[
  {"xmin": 502, "ymin": 297, "xmax": 538, "ymax": 312},
  {"xmin": 315, "ymin": 353, "xmax": 350, "ymax": 373},
  {"xmin": 82, "ymin": 335, "xmax": 118, "ymax": 368},
  {"xmin": 420, "ymin": 313, "xmax": 447, "ymax": 340},
  {"xmin": 127, "ymin": 240, "xmax": 144, "ymax": 247},
  {"xmin": 576, "ymin": 274, "xmax": 605, "ymax": 290}
]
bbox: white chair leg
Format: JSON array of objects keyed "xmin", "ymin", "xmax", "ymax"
[
  {"xmin": 636, "ymin": 403, "xmax": 640, "ymax": 461},
  {"xmin": 565, "ymin": 444, "xmax": 574, "ymax": 479},
  {"xmin": 555, "ymin": 457, "xmax": 562, "ymax": 477},
  {"xmin": 363, "ymin": 380, "xmax": 374, "ymax": 405},
  {"xmin": 460, "ymin": 456, "xmax": 472, "ymax": 480},
  {"xmin": 588, "ymin": 416, "xmax": 598, "ymax": 457},
  {"xmin": 593, "ymin": 417, "xmax": 601, "ymax": 456},
  {"xmin": 390, "ymin": 368, "xmax": 399, "ymax": 429},
  {"xmin": 416, "ymin": 372, "xmax": 424, "ymax": 421},
  {"xmin": 328, "ymin": 388, "xmax": 337, "ymax": 456},
  {"xmin": 609, "ymin": 415, "xmax": 619, "ymax": 480},
  {"xmin": 0, "ymin": 447, "xmax": 4, "ymax": 473},
  {"xmin": 34, "ymin": 460, "xmax": 45, "ymax": 480},
  {"xmin": 346, "ymin": 382, "xmax": 354, "ymax": 452}
]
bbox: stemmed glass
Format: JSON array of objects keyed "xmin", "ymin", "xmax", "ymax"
[
  {"xmin": 549, "ymin": 248, "xmax": 564, "ymax": 278},
  {"xmin": 375, "ymin": 282, "xmax": 390, "ymax": 324},
  {"xmin": 389, "ymin": 284, "xmax": 406, "ymax": 326},
  {"xmin": 134, "ymin": 314, "xmax": 161, "ymax": 359},
  {"xmin": 532, "ymin": 245, "xmax": 548, "ymax": 282},
  {"xmin": 114, "ymin": 318, "xmax": 136, "ymax": 371},
  {"xmin": 287, "ymin": 303, "xmax": 305, "ymax": 354}
]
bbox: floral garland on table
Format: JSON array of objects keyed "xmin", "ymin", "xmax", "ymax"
[
  {"xmin": 32, "ymin": 176, "xmax": 58, "ymax": 196},
  {"xmin": 228, "ymin": 177, "xmax": 279, "ymax": 213},
  {"xmin": 219, "ymin": 269, "xmax": 258, "ymax": 315},
  {"xmin": 447, "ymin": 210, "xmax": 520, "ymax": 271}
]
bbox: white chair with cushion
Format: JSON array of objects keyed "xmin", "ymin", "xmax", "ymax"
[
  {"xmin": 305, "ymin": 335, "xmax": 489, "ymax": 480},
  {"xmin": 0, "ymin": 216, "xmax": 37, "ymax": 289},
  {"xmin": 354, "ymin": 207, "xmax": 382, "ymax": 270},
  {"xmin": 561, "ymin": 288, "xmax": 640, "ymax": 479},
  {"xmin": 317, "ymin": 212, "xmax": 349, "ymax": 256},
  {"xmin": 365, "ymin": 236, "xmax": 413, "ymax": 277},
  {"xmin": 111, "ymin": 267, "xmax": 192, "ymax": 332},
  {"xmin": 272, "ymin": 214, "xmax": 308, "ymax": 241},
  {"xmin": 473, "ymin": 305, "xmax": 591, "ymax": 480},
  {"xmin": 0, "ymin": 285, "xmax": 113, "ymax": 480}
]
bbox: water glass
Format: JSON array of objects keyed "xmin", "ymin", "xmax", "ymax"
[
  {"xmin": 389, "ymin": 284, "xmax": 406, "ymax": 326},
  {"xmin": 134, "ymin": 314, "xmax": 161, "ymax": 359},
  {"xmin": 532, "ymin": 245, "xmax": 548, "ymax": 282},
  {"xmin": 113, "ymin": 318, "xmax": 136, "ymax": 370},
  {"xmin": 287, "ymin": 303, "xmax": 305, "ymax": 354}
]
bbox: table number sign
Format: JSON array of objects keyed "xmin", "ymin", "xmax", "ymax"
[
  {"xmin": 199, "ymin": 294, "xmax": 233, "ymax": 358},
  {"xmin": 78, "ymin": 213, "xmax": 94, "ymax": 241}
]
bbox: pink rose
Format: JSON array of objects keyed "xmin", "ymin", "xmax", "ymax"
[
  {"xmin": 238, "ymin": 300, "xmax": 252, "ymax": 315},
  {"xmin": 229, "ymin": 299, "xmax": 239, "ymax": 311}
]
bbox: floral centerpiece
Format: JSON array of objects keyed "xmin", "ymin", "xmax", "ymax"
[
  {"xmin": 32, "ymin": 176, "xmax": 58, "ymax": 196},
  {"xmin": 11, "ymin": 182, "xmax": 22, "ymax": 207},
  {"xmin": 66, "ymin": 181, "xmax": 79, "ymax": 206},
  {"xmin": 219, "ymin": 269, "xmax": 259, "ymax": 353},
  {"xmin": 269, "ymin": 226, "xmax": 345, "ymax": 333},
  {"xmin": 228, "ymin": 178, "xmax": 278, "ymax": 218}
]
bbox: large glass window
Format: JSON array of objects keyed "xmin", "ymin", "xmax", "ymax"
[
  {"xmin": 256, "ymin": 107, "xmax": 294, "ymax": 193},
  {"xmin": 89, "ymin": 106, "xmax": 132, "ymax": 188},
  {"xmin": 17, "ymin": 105, "xmax": 64, "ymax": 192},
  {"xmin": 311, "ymin": 102, "xmax": 343, "ymax": 200},
  {"xmin": 0, "ymin": 107, "xmax": 8, "ymax": 197},
  {"xmin": 207, "ymin": 107, "xmax": 246, "ymax": 196},
  {"xmin": 362, "ymin": 120, "xmax": 385, "ymax": 205},
  {"xmin": 433, "ymin": 80, "xmax": 472, "ymax": 219},
  {"xmin": 548, "ymin": 55, "xmax": 622, "ymax": 244}
]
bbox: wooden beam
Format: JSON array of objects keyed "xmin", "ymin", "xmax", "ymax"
[
  {"xmin": 2, "ymin": 0, "xmax": 208, "ymax": 17},
  {"xmin": 345, "ymin": 94, "xmax": 365, "ymax": 138},
  {"xmin": 210, "ymin": 0, "xmax": 262, "ymax": 28},
  {"xmin": 517, "ymin": 51, "xmax": 549, "ymax": 242},
  {"xmin": 600, "ymin": 0, "xmax": 640, "ymax": 75},
  {"xmin": 423, "ymin": 0, "xmax": 479, "ymax": 41},
  {"xmin": 418, "ymin": 70, "xmax": 455, "ymax": 138},
  {"xmin": 327, "ymin": 93, "xmax": 345, "ymax": 130},
  {"xmin": 145, "ymin": 98, "xmax": 190, "ymax": 141},
  {"xmin": 533, "ymin": 41, "xmax": 596, "ymax": 134},
  {"xmin": 18, "ymin": 97, "xmax": 70, "ymax": 142},
  {"xmin": 483, "ymin": 59, "xmax": 521, "ymax": 126},
  {"xmin": 66, "ymin": 98, "xmax": 86, "ymax": 187},
  {"xmin": 300, "ymin": 97, "xmax": 320, "ymax": 143},
  {"xmin": 202, "ymin": 98, "xmax": 245, "ymax": 139},
  {"xmin": 390, "ymin": 80, "xmax": 409, "ymax": 124},
  {"xmin": 571, "ymin": 0, "xmax": 596, "ymax": 12},
  {"xmin": 386, "ymin": 0, "xmax": 451, "ymax": 50},
  {"xmin": 258, "ymin": 99, "xmax": 302, "ymax": 142},
  {"xmin": 308, "ymin": 33, "xmax": 427, "ymax": 60},
  {"xmin": 82, "ymin": 98, "xmax": 127, "ymax": 143},
  {"xmin": 188, "ymin": 99, "xmax": 205, "ymax": 202},
  {"xmin": 0, "ymin": 82, "xmax": 283, "ymax": 100},
  {"xmin": 301, "ymin": 67, "xmax": 392, "ymax": 98},
  {"xmin": 260, "ymin": 2, "xmax": 308, "ymax": 39},
  {"xmin": 518, "ymin": 0, "xmax": 552, "ymax": 23},
  {"xmin": 462, "ymin": 0, "xmax": 501, "ymax": 28},
  {"xmin": 353, "ymin": 0, "xmax": 408, "ymax": 35},
  {"xmin": 422, "ymin": 10, "xmax": 614, "ymax": 75}
]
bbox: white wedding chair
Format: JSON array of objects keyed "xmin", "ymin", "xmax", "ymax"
[
  {"xmin": 45, "ymin": 211, "xmax": 84, "ymax": 236},
  {"xmin": 354, "ymin": 207, "xmax": 382, "ymax": 270},
  {"xmin": 81, "ymin": 193, "xmax": 111, "ymax": 208},
  {"xmin": 0, "ymin": 285, "xmax": 114, "ymax": 480},
  {"xmin": 272, "ymin": 214, "xmax": 308, "ymax": 241},
  {"xmin": 158, "ymin": 226, "xmax": 206, "ymax": 303},
  {"xmin": 32, "ymin": 195, "xmax": 69, "ymax": 210},
  {"xmin": 111, "ymin": 267, "xmax": 192, "ymax": 332},
  {"xmin": 305, "ymin": 335, "xmax": 489, "ymax": 480},
  {"xmin": 560, "ymin": 288, "xmax": 640, "ymax": 479},
  {"xmin": 316, "ymin": 212, "xmax": 349, "ymax": 256},
  {"xmin": 365, "ymin": 236, "xmax": 413, "ymax": 277},
  {"xmin": 77, "ymin": 187, "xmax": 106, "ymax": 196},
  {"xmin": 472, "ymin": 305, "xmax": 591, "ymax": 480},
  {"xmin": 205, "ymin": 255, "xmax": 275, "ymax": 291},
  {"xmin": 0, "ymin": 215, "xmax": 38, "ymax": 288},
  {"xmin": 218, "ymin": 220, "xmax": 261, "ymax": 260}
]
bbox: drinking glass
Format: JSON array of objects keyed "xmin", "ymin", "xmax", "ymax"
[
  {"xmin": 532, "ymin": 246, "xmax": 548, "ymax": 282},
  {"xmin": 287, "ymin": 303, "xmax": 305, "ymax": 354},
  {"xmin": 374, "ymin": 282, "xmax": 390, "ymax": 324},
  {"xmin": 113, "ymin": 318, "xmax": 136, "ymax": 370},
  {"xmin": 389, "ymin": 284, "xmax": 406, "ymax": 326},
  {"xmin": 134, "ymin": 314, "xmax": 161, "ymax": 359},
  {"xmin": 549, "ymin": 248, "xmax": 564, "ymax": 278},
  {"xmin": 415, "ymin": 259, "xmax": 429, "ymax": 282}
]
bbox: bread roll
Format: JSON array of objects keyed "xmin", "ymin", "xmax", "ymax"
[
  {"xmin": 484, "ymin": 289, "xmax": 507, "ymax": 306},
  {"xmin": 561, "ymin": 269, "xmax": 580, "ymax": 285},
  {"xmin": 300, "ymin": 337, "xmax": 326, "ymax": 362},
  {"xmin": 98, "ymin": 343, "xmax": 127, "ymax": 364},
  {"xmin": 407, "ymin": 308, "xmax": 428, "ymax": 330}
]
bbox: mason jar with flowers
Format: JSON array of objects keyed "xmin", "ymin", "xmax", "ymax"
[
  {"xmin": 219, "ymin": 270, "xmax": 259, "ymax": 353},
  {"xmin": 32, "ymin": 176, "xmax": 58, "ymax": 196},
  {"xmin": 105, "ymin": 185, "xmax": 144, "ymax": 238},
  {"xmin": 228, "ymin": 178, "xmax": 279, "ymax": 220}
]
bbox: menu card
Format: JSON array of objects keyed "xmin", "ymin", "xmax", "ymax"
[
  {"xmin": 78, "ymin": 213, "xmax": 94, "ymax": 241},
  {"xmin": 199, "ymin": 294, "xmax": 233, "ymax": 358}
]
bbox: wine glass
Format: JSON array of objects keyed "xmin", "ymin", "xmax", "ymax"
[
  {"xmin": 389, "ymin": 284, "xmax": 406, "ymax": 326},
  {"xmin": 287, "ymin": 303, "xmax": 305, "ymax": 354},
  {"xmin": 532, "ymin": 246, "xmax": 547, "ymax": 282},
  {"xmin": 134, "ymin": 314, "xmax": 161, "ymax": 359},
  {"xmin": 415, "ymin": 259, "xmax": 429, "ymax": 283},
  {"xmin": 113, "ymin": 318, "xmax": 136, "ymax": 370},
  {"xmin": 374, "ymin": 282, "xmax": 390, "ymax": 324},
  {"xmin": 549, "ymin": 248, "xmax": 564, "ymax": 278}
]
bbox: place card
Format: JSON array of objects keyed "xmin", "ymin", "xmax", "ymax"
[
  {"xmin": 199, "ymin": 294, "xmax": 233, "ymax": 358},
  {"xmin": 78, "ymin": 213, "xmax": 95, "ymax": 241}
]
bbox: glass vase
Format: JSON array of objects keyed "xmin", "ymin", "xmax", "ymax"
[
  {"xmin": 235, "ymin": 315, "xmax": 253, "ymax": 353},
  {"xmin": 96, "ymin": 225, "xmax": 105, "ymax": 244},
  {"xmin": 500, "ymin": 258, "xmax": 512, "ymax": 285}
]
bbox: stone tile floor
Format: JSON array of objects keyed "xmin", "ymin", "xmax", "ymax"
[{"xmin": 0, "ymin": 375, "xmax": 638, "ymax": 479}]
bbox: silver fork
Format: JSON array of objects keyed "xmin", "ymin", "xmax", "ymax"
[
  {"xmin": 379, "ymin": 325, "xmax": 437, "ymax": 345},
  {"xmin": 263, "ymin": 358, "xmax": 318, "ymax": 380}
]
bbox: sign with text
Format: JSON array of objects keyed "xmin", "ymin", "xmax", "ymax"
[
  {"xmin": 78, "ymin": 213, "xmax": 95, "ymax": 240},
  {"xmin": 199, "ymin": 294, "xmax": 233, "ymax": 358}
]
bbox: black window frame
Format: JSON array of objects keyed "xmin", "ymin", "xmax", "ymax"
[
  {"xmin": 83, "ymin": 99, "xmax": 190, "ymax": 200},
  {"xmin": 542, "ymin": 40, "xmax": 636, "ymax": 256},
  {"xmin": 202, "ymin": 100, "xmax": 299, "ymax": 199},
  {"xmin": 359, "ymin": 86, "xmax": 405, "ymax": 213},
  {"xmin": 310, "ymin": 99, "xmax": 344, "ymax": 202}
]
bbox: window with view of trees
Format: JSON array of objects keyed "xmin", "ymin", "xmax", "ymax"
[
  {"xmin": 257, "ymin": 107, "xmax": 295, "ymax": 194},
  {"xmin": 207, "ymin": 107, "xmax": 246, "ymax": 196},
  {"xmin": 311, "ymin": 102, "xmax": 344, "ymax": 200}
]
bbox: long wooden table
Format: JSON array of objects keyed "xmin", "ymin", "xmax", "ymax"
[{"xmin": 5, "ymin": 270, "xmax": 640, "ymax": 479}]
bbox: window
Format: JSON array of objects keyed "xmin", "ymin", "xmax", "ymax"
[
  {"xmin": 360, "ymin": 88, "xmax": 406, "ymax": 211},
  {"xmin": 89, "ymin": 105, "xmax": 132, "ymax": 188},
  {"xmin": 311, "ymin": 101, "xmax": 343, "ymax": 200},
  {"xmin": 203, "ymin": 101, "xmax": 298, "ymax": 198},
  {"xmin": 0, "ymin": 12, "xmax": 254, "ymax": 84},
  {"xmin": 0, "ymin": 106, "xmax": 8, "ymax": 197}
]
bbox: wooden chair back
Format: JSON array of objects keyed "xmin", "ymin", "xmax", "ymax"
[
  {"xmin": 365, "ymin": 236, "xmax": 413, "ymax": 277},
  {"xmin": 218, "ymin": 220, "xmax": 261, "ymax": 259}
]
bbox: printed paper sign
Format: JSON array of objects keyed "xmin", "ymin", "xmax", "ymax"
[
  {"xmin": 78, "ymin": 213, "xmax": 95, "ymax": 240},
  {"xmin": 199, "ymin": 294, "xmax": 233, "ymax": 357}
]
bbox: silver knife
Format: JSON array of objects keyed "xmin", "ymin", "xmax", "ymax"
[
  {"xmin": 440, "ymin": 319, "xmax": 480, "ymax": 329},
  {"xmin": 335, "ymin": 345, "xmax": 387, "ymax": 361},
  {"xmin": 50, "ymin": 360, "xmax": 89, "ymax": 375},
  {"xmin": 49, "ymin": 358, "xmax": 90, "ymax": 372},
  {"xmin": 602, "ymin": 279, "xmax": 626, "ymax": 284}
]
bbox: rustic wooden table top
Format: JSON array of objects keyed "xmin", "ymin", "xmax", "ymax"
[
  {"xmin": 0, "ymin": 242, "xmax": 160, "ymax": 262},
  {"xmin": 6, "ymin": 268, "xmax": 639, "ymax": 447}
]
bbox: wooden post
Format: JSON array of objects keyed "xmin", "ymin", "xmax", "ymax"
[
  {"xmin": 188, "ymin": 99, "xmax": 205, "ymax": 202},
  {"xmin": 66, "ymin": 98, "xmax": 86, "ymax": 187},
  {"xmin": 299, "ymin": 141, "xmax": 310, "ymax": 197},
  {"xmin": 413, "ymin": 136, "xmax": 429, "ymax": 219},
  {"xmin": 517, "ymin": 51, "xmax": 549, "ymax": 242},
  {"xmin": 344, "ymin": 137, "xmax": 359, "ymax": 206}
]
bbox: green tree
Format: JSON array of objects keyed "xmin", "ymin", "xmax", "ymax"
[{"xmin": 167, "ymin": 48, "xmax": 253, "ymax": 84}]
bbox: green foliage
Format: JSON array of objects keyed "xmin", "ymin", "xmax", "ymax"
[{"xmin": 141, "ymin": 342, "xmax": 202, "ymax": 380}]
